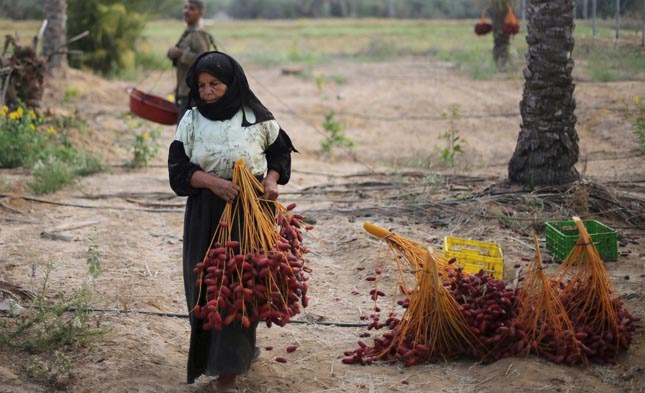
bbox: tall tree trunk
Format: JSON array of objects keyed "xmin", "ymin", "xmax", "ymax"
[
  {"xmin": 508, "ymin": 0, "xmax": 579, "ymax": 186},
  {"xmin": 592, "ymin": 0, "xmax": 597, "ymax": 41},
  {"xmin": 387, "ymin": 0, "xmax": 395, "ymax": 18},
  {"xmin": 491, "ymin": 1, "xmax": 511, "ymax": 70},
  {"xmin": 615, "ymin": 0, "xmax": 620, "ymax": 43},
  {"xmin": 43, "ymin": 0, "xmax": 67, "ymax": 71},
  {"xmin": 330, "ymin": 0, "xmax": 348, "ymax": 17},
  {"xmin": 583, "ymin": 0, "xmax": 589, "ymax": 19}
]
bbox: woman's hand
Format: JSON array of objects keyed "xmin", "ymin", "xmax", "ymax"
[
  {"xmin": 262, "ymin": 170, "xmax": 281, "ymax": 201},
  {"xmin": 190, "ymin": 171, "xmax": 240, "ymax": 203},
  {"xmin": 209, "ymin": 178, "xmax": 240, "ymax": 203}
]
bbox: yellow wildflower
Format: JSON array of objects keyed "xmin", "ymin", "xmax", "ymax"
[
  {"xmin": 143, "ymin": 132, "xmax": 150, "ymax": 140},
  {"xmin": 27, "ymin": 110, "xmax": 36, "ymax": 118},
  {"xmin": 126, "ymin": 115, "xmax": 132, "ymax": 121},
  {"xmin": 634, "ymin": 96, "xmax": 640, "ymax": 104},
  {"xmin": 29, "ymin": 124, "xmax": 35, "ymax": 131},
  {"xmin": 46, "ymin": 127, "xmax": 58, "ymax": 135},
  {"xmin": 0, "ymin": 105, "xmax": 8, "ymax": 116},
  {"xmin": 8, "ymin": 110, "xmax": 21, "ymax": 120},
  {"xmin": 129, "ymin": 120, "xmax": 136, "ymax": 128}
]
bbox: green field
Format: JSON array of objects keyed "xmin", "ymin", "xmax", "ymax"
[{"xmin": 1, "ymin": 18, "xmax": 643, "ymax": 81}]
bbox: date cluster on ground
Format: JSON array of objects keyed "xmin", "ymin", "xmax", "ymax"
[{"xmin": 344, "ymin": 268, "xmax": 639, "ymax": 367}]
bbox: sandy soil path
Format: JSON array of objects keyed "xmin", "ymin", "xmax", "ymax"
[{"xmin": 0, "ymin": 58, "xmax": 643, "ymax": 393}]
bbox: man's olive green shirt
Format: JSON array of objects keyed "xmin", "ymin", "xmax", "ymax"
[{"xmin": 173, "ymin": 26, "xmax": 214, "ymax": 97}]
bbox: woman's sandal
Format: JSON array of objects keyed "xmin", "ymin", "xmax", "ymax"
[{"xmin": 215, "ymin": 374, "xmax": 238, "ymax": 393}]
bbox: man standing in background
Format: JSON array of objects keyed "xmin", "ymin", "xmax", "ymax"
[{"xmin": 167, "ymin": 0, "xmax": 216, "ymax": 122}]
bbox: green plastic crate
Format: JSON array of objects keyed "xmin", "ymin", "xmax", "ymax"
[{"xmin": 545, "ymin": 220, "xmax": 617, "ymax": 262}]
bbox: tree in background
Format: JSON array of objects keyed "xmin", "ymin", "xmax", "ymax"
[
  {"xmin": 43, "ymin": 0, "xmax": 67, "ymax": 71},
  {"xmin": 0, "ymin": 0, "xmax": 43, "ymax": 20},
  {"xmin": 66, "ymin": 0, "xmax": 146, "ymax": 76},
  {"xmin": 508, "ymin": 0, "xmax": 579, "ymax": 186},
  {"xmin": 1, "ymin": 0, "xmax": 641, "ymax": 20},
  {"xmin": 206, "ymin": 0, "xmax": 480, "ymax": 19}
]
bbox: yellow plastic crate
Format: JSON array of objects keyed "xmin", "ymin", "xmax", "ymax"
[{"xmin": 442, "ymin": 236, "xmax": 504, "ymax": 279}]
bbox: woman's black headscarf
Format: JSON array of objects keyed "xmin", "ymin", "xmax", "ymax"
[{"xmin": 185, "ymin": 51, "xmax": 274, "ymax": 124}]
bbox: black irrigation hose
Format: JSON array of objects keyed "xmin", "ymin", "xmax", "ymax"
[
  {"xmin": 19, "ymin": 304, "xmax": 369, "ymax": 328},
  {"xmin": 13, "ymin": 304, "xmax": 642, "ymax": 330}
]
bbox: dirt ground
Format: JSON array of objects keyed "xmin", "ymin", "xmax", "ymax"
[{"xmin": 0, "ymin": 55, "xmax": 644, "ymax": 393}]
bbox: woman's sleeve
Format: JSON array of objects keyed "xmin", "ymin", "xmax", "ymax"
[
  {"xmin": 168, "ymin": 111, "xmax": 202, "ymax": 196},
  {"xmin": 265, "ymin": 128, "xmax": 297, "ymax": 185}
]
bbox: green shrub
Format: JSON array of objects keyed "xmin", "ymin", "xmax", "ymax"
[
  {"xmin": 0, "ymin": 106, "xmax": 44, "ymax": 168},
  {"xmin": 73, "ymin": 150, "xmax": 105, "ymax": 176},
  {"xmin": 435, "ymin": 105, "xmax": 464, "ymax": 173},
  {"xmin": 320, "ymin": 111, "xmax": 353, "ymax": 153},
  {"xmin": 0, "ymin": 262, "xmax": 104, "ymax": 354},
  {"xmin": 24, "ymin": 352, "xmax": 74, "ymax": 390},
  {"xmin": 27, "ymin": 148, "xmax": 104, "ymax": 195},
  {"xmin": 62, "ymin": 87, "xmax": 83, "ymax": 104},
  {"xmin": 0, "ymin": 105, "xmax": 104, "ymax": 193},
  {"xmin": 314, "ymin": 73, "xmax": 325, "ymax": 93},
  {"xmin": 626, "ymin": 95, "xmax": 645, "ymax": 154},
  {"xmin": 86, "ymin": 228, "xmax": 101, "ymax": 280},
  {"xmin": 122, "ymin": 116, "xmax": 161, "ymax": 168},
  {"xmin": 28, "ymin": 155, "xmax": 77, "ymax": 195},
  {"xmin": 0, "ymin": 245, "xmax": 107, "ymax": 388}
]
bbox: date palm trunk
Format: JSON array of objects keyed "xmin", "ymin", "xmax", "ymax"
[
  {"xmin": 43, "ymin": 0, "xmax": 68, "ymax": 71},
  {"xmin": 508, "ymin": 0, "xmax": 580, "ymax": 186}
]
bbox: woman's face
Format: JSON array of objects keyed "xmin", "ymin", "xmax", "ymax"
[{"xmin": 197, "ymin": 72, "xmax": 227, "ymax": 103}]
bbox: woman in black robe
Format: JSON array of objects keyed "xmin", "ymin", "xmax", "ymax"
[{"xmin": 168, "ymin": 51, "xmax": 295, "ymax": 392}]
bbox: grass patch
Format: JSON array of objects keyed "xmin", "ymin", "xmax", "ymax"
[
  {"xmin": 1, "ymin": 18, "xmax": 643, "ymax": 82},
  {"xmin": 580, "ymin": 45, "xmax": 645, "ymax": 82},
  {"xmin": 137, "ymin": 19, "xmax": 515, "ymax": 72},
  {"xmin": 437, "ymin": 48, "xmax": 502, "ymax": 79},
  {"xmin": 355, "ymin": 37, "xmax": 400, "ymax": 61}
]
